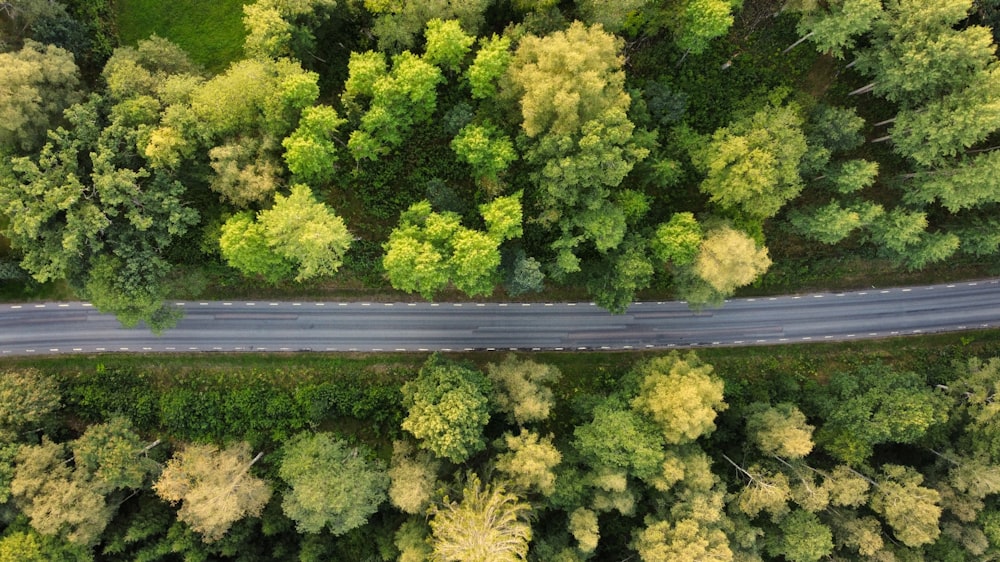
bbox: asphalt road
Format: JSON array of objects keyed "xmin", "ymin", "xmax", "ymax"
[{"xmin": 2, "ymin": 279, "xmax": 1000, "ymax": 355}]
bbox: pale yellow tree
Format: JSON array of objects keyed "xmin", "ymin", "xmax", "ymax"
[
  {"xmin": 568, "ymin": 507, "xmax": 599, "ymax": 554},
  {"xmin": 746, "ymin": 402, "xmax": 815, "ymax": 459},
  {"xmin": 153, "ymin": 442, "xmax": 271, "ymax": 542},
  {"xmin": 388, "ymin": 440, "xmax": 441, "ymax": 515},
  {"xmin": 632, "ymin": 518, "xmax": 733, "ymax": 562},
  {"xmin": 630, "ymin": 352, "xmax": 727, "ymax": 444},
  {"xmin": 694, "ymin": 227, "xmax": 771, "ymax": 296},
  {"xmin": 428, "ymin": 474, "xmax": 532, "ymax": 562},
  {"xmin": 495, "ymin": 430, "xmax": 561, "ymax": 496},
  {"xmin": 870, "ymin": 464, "xmax": 941, "ymax": 547},
  {"xmin": 486, "ymin": 354, "xmax": 560, "ymax": 425}
]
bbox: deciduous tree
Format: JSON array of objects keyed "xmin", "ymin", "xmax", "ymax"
[
  {"xmin": 870, "ymin": 464, "xmax": 942, "ymax": 547},
  {"xmin": 746, "ymin": 403, "xmax": 815, "ymax": 459},
  {"xmin": 691, "ymin": 103, "xmax": 808, "ymax": 219},
  {"xmin": 0, "ymin": 369, "xmax": 60, "ymax": 441},
  {"xmin": 153, "ymin": 442, "xmax": 271, "ymax": 543},
  {"xmin": 495, "ymin": 430, "xmax": 561, "ymax": 496},
  {"xmin": 0, "ymin": 40, "xmax": 80, "ymax": 152},
  {"xmin": 401, "ymin": 355, "xmax": 492, "ymax": 463},
  {"xmin": 278, "ymin": 432, "xmax": 389, "ymax": 535},
  {"xmin": 388, "ymin": 440, "xmax": 441, "ymax": 515},
  {"xmin": 428, "ymin": 473, "xmax": 532, "ymax": 562},
  {"xmin": 486, "ymin": 354, "xmax": 560, "ymax": 426},
  {"xmin": 631, "ymin": 352, "xmax": 727, "ymax": 444}
]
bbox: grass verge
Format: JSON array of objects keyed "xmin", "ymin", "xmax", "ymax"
[{"xmin": 114, "ymin": 0, "xmax": 249, "ymax": 72}]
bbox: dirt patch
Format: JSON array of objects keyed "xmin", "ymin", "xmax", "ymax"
[{"xmin": 803, "ymin": 52, "xmax": 840, "ymax": 99}]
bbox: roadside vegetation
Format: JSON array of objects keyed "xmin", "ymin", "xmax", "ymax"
[{"xmin": 0, "ymin": 332, "xmax": 999, "ymax": 559}]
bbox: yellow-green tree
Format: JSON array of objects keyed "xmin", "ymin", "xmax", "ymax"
[{"xmin": 631, "ymin": 352, "xmax": 727, "ymax": 445}]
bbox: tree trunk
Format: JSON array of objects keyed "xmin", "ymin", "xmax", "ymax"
[
  {"xmin": 783, "ymin": 31, "xmax": 815, "ymax": 54},
  {"xmin": 870, "ymin": 135, "xmax": 892, "ymax": 143},
  {"xmin": 849, "ymin": 82, "xmax": 877, "ymax": 96},
  {"xmin": 873, "ymin": 117, "xmax": 896, "ymax": 127}
]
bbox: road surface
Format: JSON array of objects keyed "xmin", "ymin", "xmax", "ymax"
[{"xmin": 2, "ymin": 280, "xmax": 999, "ymax": 355}]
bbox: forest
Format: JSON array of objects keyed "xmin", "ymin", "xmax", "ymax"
[{"xmin": 3, "ymin": 0, "xmax": 1000, "ymax": 559}]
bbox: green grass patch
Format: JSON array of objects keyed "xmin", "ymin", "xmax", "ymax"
[{"xmin": 114, "ymin": 0, "xmax": 250, "ymax": 72}]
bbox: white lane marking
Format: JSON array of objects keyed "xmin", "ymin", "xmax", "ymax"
[
  {"xmin": 858, "ymin": 292, "xmax": 867, "ymax": 295},
  {"xmin": 26, "ymin": 349, "xmax": 35, "ymax": 353},
  {"xmin": 453, "ymin": 303, "xmax": 462, "ymax": 307},
  {"xmin": 73, "ymin": 348, "xmax": 82, "ymax": 351},
  {"xmin": 165, "ymin": 347, "xmax": 175, "ymax": 350},
  {"xmin": 10, "ymin": 305, "xmax": 20, "ymax": 309},
  {"xmin": 408, "ymin": 303, "xmax": 417, "ymax": 306},
  {"xmin": 747, "ymin": 298, "xmax": 756, "ymax": 302},
  {"xmin": 623, "ymin": 345, "xmax": 633, "ymax": 349},
  {"xmin": 96, "ymin": 347, "xmax": 105, "ymax": 351},
  {"xmin": 522, "ymin": 303, "xmax": 531, "ymax": 307},
  {"xmin": 293, "ymin": 303, "xmax": 302, "ymax": 306},
  {"xmin": 396, "ymin": 348, "xmax": 406, "ymax": 351},
  {"xmin": 567, "ymin": 303, "xmax": 576, "ymax": 306},
  {"xmin": 143, "ymin": 347, "xmax": 152, "ymax": 351},
  {"xmin": 802, "ymin": 337, "xmax": 812, "ymax": 340},
  {"xmin": 418, "ymin": 348, "xmax": 428, "ymax": 351},
  {"xmin": 555, "ymin": 347, "xmax": 564, "ymax": 351},
  {"xmin": 280, "ymin": 347, "xmax": 290, "ymax": 351},
  {"xmin": 339, "ymin": 303, "xmax": 349, "ymax": 306},
  {"xmin": 880, "ymin": 290, "xmax": 889, "ymax": 294},
  {"xmin": 199, "ymin": 302, "xmax": 208, "ymax": 306},
  {"xmin": 769, "ymin": 297, "xmax": 777, "ymax": 301},
  {"xmin": 901, "ymin": 288, "xmax": 911, "ymax": 292},
  {"xmin": 734, "ymin": 340, "xmax": 744, "ymax": 344},
  {"xmin": 175, "ymin": 302, "xmax": 185, "ymax": 306},
  {"xmin": 49, "ymin": 348, "xmax": 58, "ymax": 352},
  {"xmin": 223, "ymin": 302, "xmax": 232, "ymax": 306},
  {"xmin": 82, "ymin": 303, "xmax": 92, "ymax": 307},
  {"xmin": 476, "ymin": 303, "xmax": 485, "ymax": 307},
  {"xmin": 441, "ymin": 348, "xmax": 452, "ymax": 352},
  {"xmin": 188, "ymin": 347, "xmax": 198, "ymax": 350},
  {"xmin": 270, "ymin": 303, "xmax": 279, "ymax": 306},
  {"xmin": 545, "ymin": 303, "xmax": 554, "ymax": 307},
  {"xmin": 384, "ymin": 303, "xmax": 393, "ymax": 307},
  {"xmin": 947, "ymin": 284, "xmax": 956, "ymax": 288},
  {"xmin": 119, "ymin": 347, "xmax": 129, "ymax": 351},
  {"xmin": 532, "ymin": 347, "xmax": 541, "ymax": 351},
  {"xmin": 315, "ymin": 303, "xmax": 325, "ymax": 306},
  {"xmin": 846, "ymin": 334, "xmax": 855, "ymax": 337},
  {"xmin": 246, "ymin": 302, "xmax": 255, "ymax": 306},
  {"xmin": 431, "ymin": 303, "xmax": 439, "ymax": 307},
  {"xmin": 499, "ymin": 303, "xmax": 507, "ymax": 307},
  {"xmin": 58, "ymin": 304, "xmax": 69, "ymax": 308},
  {"xmin": 756, "ymin": 339, "xmax": 767, "ymax": 343},
  {"xmin": 813, "ymin": 295, "xmax": 823, "ymax": 298},
  {"xmin": 34, "ymin": 304, "xmax": 45, "ymax": 308},
  {"xmin": 868, "ymin": 332, "xmax": 878, "ymax": 336},
  {"xmin": 793, "ymin": 296, "xmax": 801, "ymax": 299},
  {"xmin": 824, "ymin": 335, "xmax": 833, "ymax": 339},
  {"xmin": 969, "ymin": 282, "xmax": 978, "ymax": 286}
]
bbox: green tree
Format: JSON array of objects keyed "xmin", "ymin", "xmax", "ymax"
[
  {"xmin": 746, "ymin": 403, "xmax": 815, "ymax": 459},
  {"xmin": 796, "ymin": 0, "xmax": 882, "ymax": 58},
  {"xmin": 769, "ymin": 509, "xmax": 833, "ymax": 562},
  {"xmin": 691, "ymin": 103, "xmax": 808, "ymax": 218},
  {"xmin": 258, "ymin": 183, "xmax": 352, "ymax": 281},
  {"xmin": 586, "ymin": 235, "xmax": 656, "ymax": 314},
  {"xmin": 502, "ymin": 21, "xmax": 649, "ymax": 271},
  {"xmin": 495, "ymin": 430, "xmax": 561, "ymax": 496},
  {"xmin": 423, "ymin": 18, "xmax": 474, "ymax": 72},
  {"xmin": 631, "ymin": 352, "xmax": 727, "ymax": 444},
  {"xmin": 71, "ymin": 417, "xmax": 159, "ymax": 493},
  {"xmin": 0, "ymin": 369, "xmax": 60, "ymax": 441},
  {"xmin": 870, "ymin": 464, "xmax": 942, "ymax": 547},
  {"xmin": 568, "ymin": 507, "xmax": 599, "ymax": 554},
  {"xmin": 383, "ymin": 196, "xmax": 521, "ymax": 299},
  {"xmin": 856, "ymin": 0, "xmax": 994, "ymax": 107},
  {"xmin": 219, "ymin": 211, "xmax": 295, "ymax": 284},
  {"xmin": 486, "ymin": 354, "xmax": 560, "ymax": 426},
  {"xmin": 153, "ymin": 442, "xmax": 271, "ymax": 543},
  {"xmin": 790, "ymin": 200, "xmax": 883, "ymax": 245},
  {"xmin": 891, "ymin": 65, "xmax": 1000, "ymax": 168},
  {"xmin": 651, "ymin": 212, "xmax": 703, "ymax": 266},
  {"xmin": 401, "ymin": 355, "xmax": 492, "ymax": 463},
  {"xmin": 671, "ymin": 0, "xmax": 739, "ymax": 55},
  {"xmin": 242, "ymin": 0, "xmax": 337, "ymax": 59},
  {"xmin": 906, "ymin": 149, "xmax": 1000, "ymax": 213},
  {"xmin": 278, "ymin": 432, "xmax": 389, "ymax": 535},
  {"xmin": 868, "ymin": 208, "xmax": 960, "ymax": 270},
  {"xmin": 346, "ymin": 51, "xmax": 442, "ymax": 160},
  {"xmin": 428, "ymin": 473, "xmax": 532, "ymax": 562},
  {"xmin": 365, "ymin": 0, "xmax": 490, "ymax": 51},
  {"xmin": 466, "ymin": 34, "xmax": 511, "ymax": 99},
  {"xmin": 282, "ymin": 104, "xmax": 346, "ymax": 185},
  {"xmin": 0, "ymin": 40, "xmax": 80, "ymax": 152},
  {"xmin": 190, "ymin": 57, "xmax": 318, "ymax": 139},
  {"xmin": 816, "ymin": 364, "xmax": 949, "ymax": 465},
  {"xmin": 451, "ymin": 122, "xmax": 517, "ymax": 185},
  {"xmin": 573, "ymin": 402, "xmax": 665, "ymax": 483}
]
